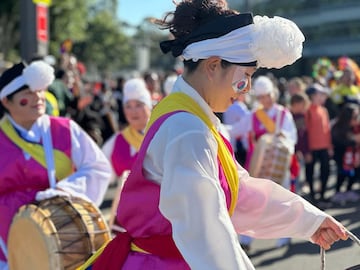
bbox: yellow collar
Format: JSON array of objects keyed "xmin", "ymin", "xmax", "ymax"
[
  {"xmin": 122, "ymin": 126, "xmax": 144, "ymax": 151},
  {"xmin": 146, "ymin": 92, "xmax": 239, "ymax": 216}
]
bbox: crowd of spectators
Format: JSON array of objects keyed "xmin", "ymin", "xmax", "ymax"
[{"xmin": 1, "ymin": 54, "xmax": 359, "ymax": 208}]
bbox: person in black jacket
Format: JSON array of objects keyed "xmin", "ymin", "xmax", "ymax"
[{"xmin": 331, "ymin": 103, "xmax": 360, "ymax": 204}]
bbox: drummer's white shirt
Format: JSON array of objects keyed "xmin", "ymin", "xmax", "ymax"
[
  {"xmin": 143, "ymin": 76, "xmax": 327, "ymax": 270},
  {"xmin": 7, "ymin": 114, "xmax": 111, "ymax": 207}
]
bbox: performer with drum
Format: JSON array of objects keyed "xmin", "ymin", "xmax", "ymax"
[
  {"xmin": 0, "ymin": 60, "xmax": 112, "ymax": 269},
  {"xmin": 82, "ymin": 1, "xmax": 349, "ymax": 269},
  {"xmin": 102, "ymin": 77, "xmax": 153, "ymax": 233},
  {"xmin": 230, "ymin": 75, "xmax": 298, "ymax": 250}
]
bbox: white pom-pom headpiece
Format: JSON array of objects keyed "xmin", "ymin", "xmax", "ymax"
[
  {"xmin": 250, "ymin": 16, "xmax": 305, "ymax": 69},
  {"xmin": 0, "ymin": 60, "xmax": 54, "ymax": 99},
  {"xmin": 177, "ymin": 13, "xmax": 305, "ymax": 70},
  {"xmin": 23, "ymin": 61, "xmax": 55, "ymax": 91}
]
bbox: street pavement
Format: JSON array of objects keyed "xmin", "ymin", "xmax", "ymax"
[
  {"xmin": 247, "ymin": 198, "xmax": 360, "ymax": 270},
  {"xmin": 99, "ymin": 165, "xmax": 360, "ymax": 270}
]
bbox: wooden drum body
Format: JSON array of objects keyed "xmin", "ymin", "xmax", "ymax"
[
  {"xmin": 249, "ymin": 133, "xmax": 293, "ymax": 185},
  {"xmin": 8, "ymin": 196, "xmax": 111, "ymax": 270}
]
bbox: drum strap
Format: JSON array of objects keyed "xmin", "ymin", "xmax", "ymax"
[
  {"xmin": 0, "ymin": 116, "xmax": 73, "ymax": 181},
  {"xmin": 146, "ymin": 92, "xmax": 239, "ymax": 215},
  {"xmin": 121, "ymin": 126, "xmax": 144, "ymax": 151},
  {"xmin": 255, "ymin": 109, "xmax": 276, "ymax": 133}
]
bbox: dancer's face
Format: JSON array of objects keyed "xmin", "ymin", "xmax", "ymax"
[{"xmin": 1, "ymin": 88, "xmax": 46, "ymax": 130}]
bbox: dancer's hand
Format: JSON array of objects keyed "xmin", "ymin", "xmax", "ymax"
[{"xmin": 311, "ymin": 216, "xmax": 348, "ymax": 250}]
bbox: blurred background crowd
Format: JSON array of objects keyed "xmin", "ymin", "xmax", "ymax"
[{"xmin": 1, "ymin": 0, "xmax": 360, "ymax": 212}]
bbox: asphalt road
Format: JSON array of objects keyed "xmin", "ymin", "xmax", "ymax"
[{"xmin": 247, "ymin": 199, "xmax": 360, "ymax": 270}]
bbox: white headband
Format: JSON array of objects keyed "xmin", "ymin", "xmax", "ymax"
[
  {"xmin": 0, "ymin": 76, "xmax": 26, "ymax": 99},
  {"xmin": 182, "ymin": 15, "xmax": 305, "ymax": 69},
  {"xmin": 183, "ymin": 24, "xmax": 255, "ymax": 63},
  {"xmin": 0, "ymin": 61, "xmax": 55, "ymax": 100}
]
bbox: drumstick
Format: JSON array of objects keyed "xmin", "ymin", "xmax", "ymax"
[
  {"xmin": 347, "ymin": 230, "xmax": 360, "ymax": 246},
  {"xmin": 320, "ymin": 230, "xmax": 360, "ymax": 270}
]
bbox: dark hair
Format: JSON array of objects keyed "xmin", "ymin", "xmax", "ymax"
[
  {"xmin": 0, "ymin": 102, "xmax": 5, "ymax": 116},
  {"xmin": 184, "ymin": 58, "xmax": 233, "ymax": 73},
  {"xmin": 158, "ymin": 0, "xmax": 235, "ymax": 71},
  {"xmin": 290, "ymin": 92, "xmax": 308, "ymax": 105},
  {"xmin": 160, "ymin": 0, "xmax": 231, "ymax": 38},
  {"xmin": 55, "ymin": 69, "xmax": 66, "ymax": 79},
  {"xmin": 333, "ymin": 103, "xmax": 359, "ymax": 131}
]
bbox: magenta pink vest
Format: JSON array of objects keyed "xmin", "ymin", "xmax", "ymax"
[
  {"xmin": 0, "ymin": 116, "xmax": 72, "ymax": 261},
  {"xmin": 111, "ymin": 133, "xmax": 137, "ymax": 177},
  {"xmin": 117, "ymin": 111, "xmax": 234, "ymax": 269}
]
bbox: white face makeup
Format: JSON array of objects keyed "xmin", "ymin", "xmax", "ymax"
[{"xmin": 231, "ymin": 66, "xmax": 250, "ymax": 94}]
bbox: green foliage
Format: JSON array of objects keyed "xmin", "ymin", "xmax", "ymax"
[
  {"xmin": 49, "ymin": 0, "xmax": 91, "ymax": 57},
  {"xmin": 73, "ymin": 10, "xmax": 133, "ymax": 73},
  {"xmin": 0, "ymin": 0, "xmax": 133, "ymax": 73},
  {"xmin": 0, "ymin": 0, "xmax": 20, "ymax": 62}
]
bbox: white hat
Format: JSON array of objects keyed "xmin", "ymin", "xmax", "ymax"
[
  {"xmin": 252, "ymin": 76, "xmax": 274, "ymax": 96},
  {"xmin": 0, "ymin": 60, "xmax": 54, "ymax": 100},
  {"xmin": 123, "ymin": 78, "xmax": 152, "ymax": 109},
  {"xmin": 306, "ymin": 83, "xmax": 330, "ymax": 96}
]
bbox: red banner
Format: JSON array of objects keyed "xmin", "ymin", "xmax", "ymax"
[{"xmin": 36, "ymin": 4, "xmax": 48, "ymax": 43}]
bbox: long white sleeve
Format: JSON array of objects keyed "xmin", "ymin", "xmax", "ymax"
[
  {"xmin": 228, "ymin": 113, "xmax": 252, "ymax": 139},
  {"xmin": 232, "ymin": 166, "xmax": 327, "ymax": 239},
  {"xmin": 56, "ymin": 120, "xmax": 112, "ymax": 206}
]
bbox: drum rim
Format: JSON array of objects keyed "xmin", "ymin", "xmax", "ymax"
[{"xmin": 8, "ymin": 203, "xmax": 63, "ymax": 269}]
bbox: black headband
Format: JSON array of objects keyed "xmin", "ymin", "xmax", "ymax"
[{"xmin": 160, "ymin": 13, "xmax": 254, "ymax": 58}]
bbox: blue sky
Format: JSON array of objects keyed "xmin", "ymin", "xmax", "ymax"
[{"xmin": 117, "ymin": 1, "xmax": 175, "ymax": 27}]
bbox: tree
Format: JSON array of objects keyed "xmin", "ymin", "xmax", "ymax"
[
  {"xmin": 72, "ymin": 10, "xmax": 133, "ymax": 75},
  {"xmin": 132, "ymin": 19, "xmax": 177, "ymax": 72},
  {"xmin": 0, "ymin": 0, "xmax": 20, "ymax": 62},
  {"xmin": 49, "ymin": 0, "xmax": 90, "ymax": 58}
]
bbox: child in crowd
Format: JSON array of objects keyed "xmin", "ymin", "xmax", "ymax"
[
  {"xmin": 289, "ymin": 93, "xmax": 310, "ymax": 193},
  {"xmin": 305, "ymin": 83, "xmax": 333, "ymax": 206}
]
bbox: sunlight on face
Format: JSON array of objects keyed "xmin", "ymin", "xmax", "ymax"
[
  {"xmin": 124, "ymin": 99, "xmax": 151, "ymax": 131},
  {"xmin": 3, "ymin": 89, "xmax": 46, "ymax": 129},
  {"xmin": 213, "ymin": 65, "xmax": 257, "ymax": 112}
]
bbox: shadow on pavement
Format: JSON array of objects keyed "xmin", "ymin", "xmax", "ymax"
[{"xmin": 250, "ymin": 198, "xmax": 360, "ymax": 268}]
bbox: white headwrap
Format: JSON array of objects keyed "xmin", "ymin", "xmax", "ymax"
[
  {"xmin": 182, "ymin": 15, "xmax": 305, "ymax": 69},
  {"xmin": 252, "ymin": 76, "xmax": 274, "ymax": 96},
  {"xmin": 123, "ymin": 78, "xmax": 152, "ymax": 109},
  {"xmin": 0, "ymin": 60, "xmax": 55, "ymax": 99}
]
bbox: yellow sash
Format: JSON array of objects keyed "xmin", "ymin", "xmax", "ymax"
[
  {"xmin": 45, "ymin": 91, "xmax": 60, "ymax": 116},
  {"xmin": 121, "ymin": 126, "xmax": 144, "ymax": 151},
  {"xmin": 0, "ymin": 116, "xmax": 73, "ymax": 181},
  {"xmin": 146, "ymin": 92, "xmax": 239, "ymax": 215},
  {"xmin": 255, "ymin": 109, "xmax": 276, "ymax": 133}
]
